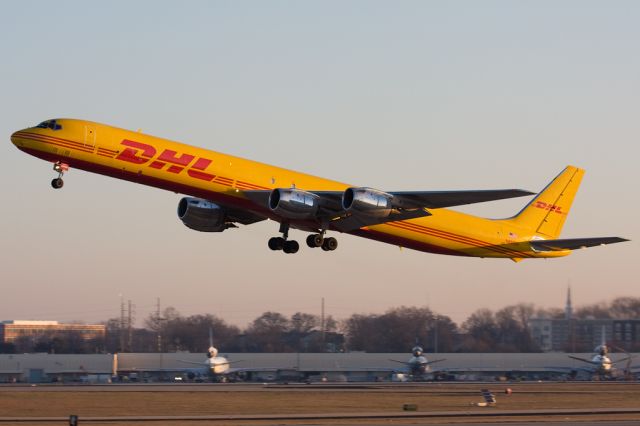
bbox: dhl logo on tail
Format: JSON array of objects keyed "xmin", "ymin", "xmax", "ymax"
[{"xmin": 533, "ymin": 201, "xmax": 564, "ymax": 215}]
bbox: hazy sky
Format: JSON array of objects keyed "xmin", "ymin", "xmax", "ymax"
[{"xmin": 1, "ymin": 1, "xmax": 637, "ymax": 329}]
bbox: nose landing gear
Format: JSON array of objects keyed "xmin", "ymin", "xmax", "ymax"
[{"xmin": 51, "ymin": 162, "xmax": 69, "ymax": 189}]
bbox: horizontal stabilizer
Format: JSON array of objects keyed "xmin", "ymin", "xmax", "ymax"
[{"xmin": 530, "ymin": 237, "xmax": 629, "ymax": 252}]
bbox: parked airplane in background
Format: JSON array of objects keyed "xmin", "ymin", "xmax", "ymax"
[
  {"xmin": 389, "ymin": 340, "xmax": 446, "ymax": 380},
  {"xmin": 176, "ymin": 329, "xmax": 240, "ymax": 379},
  {"xmin": 124, "ymin": 329, "xmax": 279, "ymax": 382},
  {"xmin": 567, "ymin": 326, "xmax": 639, "ymax": 380},
  {"xmin": 11, "ymin": 119, "xmax": 628, "ymax": 260}
]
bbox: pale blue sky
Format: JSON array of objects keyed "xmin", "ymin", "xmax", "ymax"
[{"xmin": 1, "ymin": 1, "xmax": 637, "ymax": 327}]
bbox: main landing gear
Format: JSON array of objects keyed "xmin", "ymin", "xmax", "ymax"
[
  {"xmin": 51, "ymin": 162, "xmax": 69, "ymax": 189},
  {"xmin": 268, "ymin": 223, "xmax": 338, "ymax": 254},
  {"xmin": 268, "ymin": 222, "xmax": 300, "ymax": 254},
  {"xmin": 305, "ymin": 233, "xmax": 338, "ymax": 251}
]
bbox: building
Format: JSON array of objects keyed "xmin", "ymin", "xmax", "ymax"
[
  {"xmin": 0, "ymin": 353, "xmax": 113, "ymax": 383},
  {"xmin": 613, "ymin": 319, "xmax": 640, "ymax": 348},
  {"xmin": 528, "ymin": 288, "xmax": 640, "ymax": 352},
  {"xmin": 0, "ymin": 320, "xmax": 105, "ymax": 344},
  {"xmin": 529, "ymin": 317, "xmax": 615, "ymax": 352},
  {"xmin": 3, "ymin": 351, "xmax": 639, "ymax": 383}
]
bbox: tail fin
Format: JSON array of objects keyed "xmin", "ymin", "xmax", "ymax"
[{"xmin": 508, "ymin": 166, "xmax": 584, "ymax": 238}]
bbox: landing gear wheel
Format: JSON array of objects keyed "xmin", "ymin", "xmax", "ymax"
[
  {"xmin": 322, "ymin": 237, "xmax": 338, "ymax": 251},
  {"xmin": 51, "ymin": 178, "xmax": 64, "ymax": 189},
  {"xmin": 283, "ymin": 240, "xmax": 299, "ymax": 254},
  {"xmin": 51, "ymin": 162, "xmax": 68, "ymax": 189},
  {"xmin": 306, "ymin": 234, "xmax": 324, "ymax": 248},
  {"xmin": 269, "ymin": 222, "xmax": 300, "ymax": 254},
  {"xmin": 268, "ymin": 237, "xmax": 285, "ymax": 251}
]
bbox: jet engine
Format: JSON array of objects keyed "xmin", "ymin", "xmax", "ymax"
[
  {"xmin": 342, "ymin": 187, "xmax": 393, "ymax": 217},
  {"xmin": 177, "ymin": 197, "xmax": 230, "ymax": 232},
  {"xmin": 269, "ymin": 188, "xmax": 320, "ymax": 219}
]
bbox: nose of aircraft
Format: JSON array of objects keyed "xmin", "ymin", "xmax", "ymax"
[{"xmin": 10, "ymin": 129, "xmax": 27, "ymax": 149}]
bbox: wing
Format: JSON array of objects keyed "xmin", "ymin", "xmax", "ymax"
[
  {"xmin": 225, "ymin": 366, "xmax": 290, "ymax": 375},
  {"xmin": 384, "ymin": 189, "xmax": 535, "ymax": 209},
  {"xmin": 542, "ymin": 366, "xmax": 593, "ymax": 373},
  {"xmin": 177, "ymin": 360, "xmax": 208, "ymax": 367},
  {"xmin": 567, "ymin": 355, "xmax": 600, "ymax": 366},
  {"xmin": 531, "ymin": 237, "xmax": 629, "ymax": 251},
  {"xmin": 124, "ymin": 366, "xmax": 206, "ymax": 373},
  {"xmin": 243, "ymin": 188, "xmax": 534, "ymax": 232},
  {"xmin": 178, "ymin": 359, "xmax": 243, "ymax": 368},
  {"xmin": 611, "ymin": 356, "xmax": 635, "ymax": 365},
  {"xmin": 425, "ymin": 358, "xmax": 446, "ymax": 366}
]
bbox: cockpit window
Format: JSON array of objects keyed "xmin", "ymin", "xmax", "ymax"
[{"xmin": 36, "ymin": 120, "xmax": 62, "ymax": 130}]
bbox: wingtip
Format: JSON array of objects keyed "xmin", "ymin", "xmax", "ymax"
[{"xmin": 609, "ymin": 237, "xmax": 630, "ymax": 244}]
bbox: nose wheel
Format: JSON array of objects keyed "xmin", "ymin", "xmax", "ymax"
[
  {"xmin": 51, "ymin": 162, "xmax": 69, "ymax": 189},
  {"xmin": 51, "ymin": 178, "xmax": 64, "ymax": 189}
]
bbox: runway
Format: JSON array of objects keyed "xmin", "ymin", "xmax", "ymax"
[
  {"xmin": 2, "ymin": 408, "xmax": 640, "ymax": 424},
  {"xmin": 1, "ymin": 380, "xmax": 639, "ymax": 392},
  {"xmin": 0, "ymin": 382, "xmax": 638, "ymax": 424}
]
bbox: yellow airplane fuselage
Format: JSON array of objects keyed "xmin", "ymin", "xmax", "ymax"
[{"xmin": 11, "ymin": 118, "xmax": 572, "ymax": 260}]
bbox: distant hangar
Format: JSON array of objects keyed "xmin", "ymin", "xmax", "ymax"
[{"xmin": 2, "ymin": 352, "xmax": 637, "ymax": 383}]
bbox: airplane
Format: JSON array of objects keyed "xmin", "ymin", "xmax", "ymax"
[
  {"xmin": 389, "ymin": 340, "xmax": 446, "ymax": 380},
  {"xmin": 124, "ymin": 329, "xmax": 281, "ymax": 382},
  {"xmin": 11, "ymin": 118, "xmax": 628, "ymax": 260},
  {"xmin": 175, "ymin": 328, "xmax": 240, "ymax": 379},
  {"xmin": 566, "ymin": 326, "xmax": 639, "ymax": 380}
]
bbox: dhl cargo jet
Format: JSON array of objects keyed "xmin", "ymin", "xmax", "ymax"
[{"xmin": 11, "ymin": 119, "xmax": 627, "ymax": 261}]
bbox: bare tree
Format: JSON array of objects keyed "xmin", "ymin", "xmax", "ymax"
[
  {"xmin": 343, "ymin": 307, "xmax": 457, "ymax": 352},
  {"xmin": 245, "ymin": 312, "xmax": 291, "ymax": 352},
  {"xmin": 461, "ymin": 308, "xmax": 498, "ymax": 352}
]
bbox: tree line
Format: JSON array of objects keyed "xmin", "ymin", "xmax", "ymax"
[{"xmin": 3, "ymin": 296, "xmax": 640, "ymax": 354}]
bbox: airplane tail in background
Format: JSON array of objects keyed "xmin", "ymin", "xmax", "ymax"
[{"xmin": 507, "ymin": 166, "xmax": 584, "ymax": 238}]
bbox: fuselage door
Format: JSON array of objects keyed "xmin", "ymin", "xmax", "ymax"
[{"xmin": 84, "ymin": 124, "xmax": 96, "ymax": 148}]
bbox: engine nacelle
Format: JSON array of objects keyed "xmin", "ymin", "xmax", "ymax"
[
  {"xmin": 342, "ymin": 187, "xmax": 393, "ymax": 217},
  {"xmin": 177, "ymin": 197, "xmax": 229, "ymax": 232},
  {"xmin": 269, "ymin": 188, "xmax": 320, "ymax": 219}
]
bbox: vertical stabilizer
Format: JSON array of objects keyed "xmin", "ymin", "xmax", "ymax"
[{"xmin": 509, "ymin": 166, "xmax": 584, "ymax": 238}]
